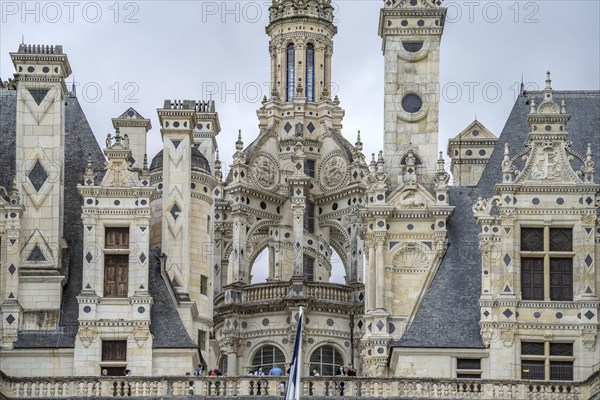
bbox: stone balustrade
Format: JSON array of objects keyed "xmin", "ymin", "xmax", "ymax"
[
  {"xmin": 1, "ymin": 371, "xmax": 598, "ymax": 399},
  {"xmin": 215, "ymin": 281, "xmax": 363, "ymax": 312}
]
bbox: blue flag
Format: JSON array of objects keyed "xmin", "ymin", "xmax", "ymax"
[{"xmin": 285, "ymin": 306, "xmax": 304, "ymax": 400}]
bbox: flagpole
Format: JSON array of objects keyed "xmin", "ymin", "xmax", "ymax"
[{"xmin": 295, "ymin": 306, "xmax": 303, "ymax": 400}]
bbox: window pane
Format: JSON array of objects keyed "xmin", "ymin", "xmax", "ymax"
[
  {"xmin": 303, "ymin": 255, "xmax": 314, "ymax": 281},
  {"xmin": 521, "ymin": 258, "xmax": 544, "ymax": 300},
  {"xmin": 306, "ymin": 44, "xmax": 315, "ymax": 102},
  {"xmin": 521, "ymin": 228, "xmax": 544, "ymax": 252},
  {"xmin": 304, "ymin": 160, "xmax": 315, "ymax": 178},
  {"xmin": 201, "ymin": 275, "xmax": 208, "ymax": 295},
  {"xmin": 457, "ymin": 359, "xmax": 481, "ymax": 370},
  {"xmin": 550, "ymin": 259, "xmax": 572, "ymax": 301},
  {"xmin": 550, "ymin": 228, "xmax": 572, "ymax": 252},
  {"xmin": 286, "ymin": 44, "xmax": 295, "ymax": 102},
  {"xmin": 550, "ymin": 343, "xmax": 573, "ymax": 356},
  {"xmin": 251, "ymin": 345, "xmax": 285, "ymax": 374},
  {"xmin": 198, "ymin": 330, "xmax": 207, "ymax": 351},
  {"xmin": 309, "ymin": 345, "xmax": 343, "ymax": 377},
  {"xmin": 550, "ymin": 361, "xmax": 573, "ymax": 381},
  {"xmin": 521, "ymin": 342, "xmax": 544, "ymax": 355},
  {"xmin": 521, "ymin": 361, "xmax": 544, "ymax": 380},
  {"xmin": 304, "ymin": 201, "xmax": 315, "ymax": 233}
]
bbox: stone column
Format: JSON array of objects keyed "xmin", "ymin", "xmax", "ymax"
[{"xmin": 375, "ymin": 234, "xmax": 386, "ymax": 310}]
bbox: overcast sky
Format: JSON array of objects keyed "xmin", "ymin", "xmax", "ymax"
[
  {"xmin": 2, "ymin": 1, "xmax": 599, "ymax": 169},
  {"xmin": 1, "ymin": 0, "xmax": 599, "ymax": 283}
]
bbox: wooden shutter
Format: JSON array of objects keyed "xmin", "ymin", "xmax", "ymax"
[
  {"xmin": 521, "ymin": 258, "xmax": 544, "ymax": 300},
  {"xmin": 102, "ymin": 341, "xmax": 127, "ymax": 361},
  {"xmin": 550, "ymin": 258, "xmax": 573, "ymax": 301},
  {"xmin": 105, "ymin": 255, "xmax": 128, "ymax": 297},
  {"xmin": 105, "ymin": 228, "xmax": 129, "ymax": 249}
]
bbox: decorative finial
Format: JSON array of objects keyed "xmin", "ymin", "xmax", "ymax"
[
  {"xmin": 236, "ymin": 130, "xmax": 244, "ymax": 151},
  {"xmin": 529, "ymin": 97, "xmax": 537, "ymax": 114},
  {"xmin": 545, "ymin": 71, "xmax": 552, "ymax": 90},
  {"xmin": 214, "ymin": 150, "xmax": 223, "ymax": 181},
  {"xmin": 355, "ymin": 130, "xmax": 363, "ymax": 151},
  {"xmin": 143, "ymin": 153, "xmax": 148, "ymax": 172},
  {"xmin": 560, "ymin": 98, "xmax": 567, "ymax": 114}
]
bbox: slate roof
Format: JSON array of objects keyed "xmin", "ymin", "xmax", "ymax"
[
  {"xmin": 0, "ymin": 89, "xmax": 196, "ymax": 349},
  {"xmin": 395, "ymin": 90, "xmax": 600, "ymax": 349}
]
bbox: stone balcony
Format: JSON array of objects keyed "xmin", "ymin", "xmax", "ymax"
[
  {"xmin": 1, "ymin": 371, "xmax": 599, "ymax": 399},
  {"xmin": 214, "ymin": 280, "xmax": 364, "ymax": 323}
]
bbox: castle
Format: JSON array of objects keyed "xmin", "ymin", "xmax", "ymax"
[{"xmin": 0, "ymin": 0, "xmax": 598, "ymax": 391}]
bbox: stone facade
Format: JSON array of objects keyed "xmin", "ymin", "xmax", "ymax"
[{"xmin": 0, "ymin": 0, "xmax": 598, "ymax": 393}]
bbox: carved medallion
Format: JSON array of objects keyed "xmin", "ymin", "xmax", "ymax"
[
  {"xmin": 250, "ymin": 153, "xmax": 279, "ymax": 190},
  {"xmin": 320, "ymin": 154, "xmax": 348, "ymax": 191}
]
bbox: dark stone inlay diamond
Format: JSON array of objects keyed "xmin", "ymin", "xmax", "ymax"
[
  {"xmin": 483, "ymin": 310, "xmax": 490, "ymax": 317},
  {"xmin": 170, "ymin": 203, "xmax": 182, "ymax": 220},
  {"xmin": 585, "ymin": 310, "xmax": 595, "ymax": 320},
  {"xmin": 504, "ymin": 195, "xmax": 511, "ymax": 204},
  {"xmin": 28, "ymin": 160, "xmax": 48, "ymax": 191},
  {"xmin": 503, "ymin": 254, "xmax": 511, "ymax": 266},
  {"xmin": 376, "ymin": 320, "xmax": 385, "ymax": 331},
  {"xmin": 8, "ymin": 264, "xmax": 16, "ymax": 275},
  {"xmin": 586, "ymin": 197, "xmax": 593, "ymax": 205},
  {"xmin": 503, "ymin": 309, "xmax": 513, "ymax": 318},
  {"xmin": 6, "ymin": 314, "xmax": 15, "ymax": 325},
  {"xmin": 28, "ymin": 88, "xmax": 49, "ymax": 105},
  {"xmin": 28, "ymin": 245, "xmax": 46, "ymax": 262},
  {"xmin": 284, "ymin": 122, "xmax": 293, "ymax": 133},
  {"xmin": 307, "ymin": 122, "xmax": 316, "ymax": 133},
  {"xmin": 85, "ymin": 252, "xmax": 93, "ymax": 263},
  {"xmin": 585, "ymin": 255, "xmax": 593, "ymax": 267},
  {"xmin": 139, "ymin": 253, "xmax": 147, "ymax": 263}
]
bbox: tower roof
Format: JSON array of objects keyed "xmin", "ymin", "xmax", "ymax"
[{"xmin": 268, "ymin": 0, "xmax": 335, "ymax": 26}]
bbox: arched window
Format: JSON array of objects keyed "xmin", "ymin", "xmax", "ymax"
[
  {"xmin": 306, "ymin": 43, "xmax": 315, "ymax": 101},
  {"xmin": 250, "ymin": 247, "xmax": 270, "ymax": 284},
  {"xmin": 286, "ymin": 43, "xmax": 295, "ymax": 102},
  {"xmin": 251, "ymin": 345, "xmax": 286, "ymax": 375},
  {"xmin": 330, "ymin": 248, "xmax": 345, "ymax": 284},
  {"xmin": 309, "ymin": 345, "xmax": 344, "ymax": 376}
]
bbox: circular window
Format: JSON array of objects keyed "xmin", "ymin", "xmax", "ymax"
[
  {"xmin": 401, "ymin": 94, "xmax": 423, "ymax": 113},
  {"xmin": 472, "ymin": 129, "xmax": 480, "ymax": 136}
]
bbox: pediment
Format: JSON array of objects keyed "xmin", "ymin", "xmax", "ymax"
[
  {"xmin": 514, "ymin": 140, "xmax": 581, "ymax": 185},
  {"xmin": 451, "ymin": 120, "xmax": 496, "ymax": 141},
  {"xmin": 387, "ymin": 181, "xmax": 436, "ymax": 209}
]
